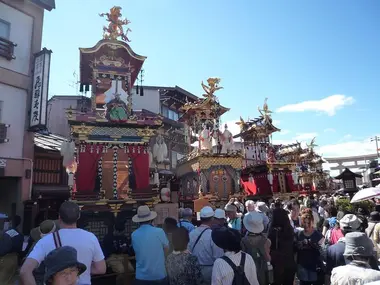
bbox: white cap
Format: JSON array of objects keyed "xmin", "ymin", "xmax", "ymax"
[
  {"xmin": 214, "ymin": 209, "xmax": 226, "ymax": 219},
  {"xmin": 200, "ymin": 206, "xmax": 214, "ymax": 218}
]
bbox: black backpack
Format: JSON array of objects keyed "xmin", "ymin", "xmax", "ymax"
[{"xmin": 221, "ymin": 252, "xmax": 250, "ymax": 285}]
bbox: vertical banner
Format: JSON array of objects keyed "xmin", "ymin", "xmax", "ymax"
[{"xmin": 29, "ymin": 48, "xmax": 52, "ymax": 130}]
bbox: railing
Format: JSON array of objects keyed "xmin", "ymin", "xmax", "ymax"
[{"xmin": 0, "ymin": 37, "xmax": 16, "ymax": 60}]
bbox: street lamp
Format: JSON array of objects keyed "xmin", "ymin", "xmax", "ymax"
[{"xmin": 370, "ymin": 136, "xmax": 380, "ymax": 158}]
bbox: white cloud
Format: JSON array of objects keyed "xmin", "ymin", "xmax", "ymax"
[
  {"xmin": 317, "ymin": 137, "xmax": 379, "ymax": 158},
  {"xmin": 223, "ymin": 120, "xmax": 242, "ymax": 138},
  {"xmin": 341, "ymin": 134, "xmax": 352, "ymax": 141},
  {"xmin": 293, "ymin": 132, "xmax": 318, "ymax": 142},
  {"xmin": 276, "ymin": 95, "xmax": 354, "ymax": 116},
  {"xmin": 324, "ymin": 128, "xmax": 336, "ymax": 133}
]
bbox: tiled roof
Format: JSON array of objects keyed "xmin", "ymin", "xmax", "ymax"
[{"xmin": 34, "ymin": 132, "xmax": 66, "ymax": 151}]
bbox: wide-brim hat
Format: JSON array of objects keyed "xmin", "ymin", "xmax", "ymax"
[
  {"xmin": 339, "ymin": 214, "xmax": 361, "ymax": 231},
  {"xmin": 44, "ymin": 246, "xmax": 86, "ymax": 283},
  {"xmin": 369, "ymin": 211, "xmax": 380, "ymax": 222},
  {"xmin": 30, "ymin": 220, "xmax": 58, "ymax": 242},
  {"xmin": 343, "ymin": 232, "xmax": 374, "ymax": 257},
  {"xmin": 132, "ymin": 205, "xmax": 157, "ymax": 223},
  {"xmin": 243, "ymin": 212, "xmax": 264, "ymax": 234},
  {"xmin": 211, "ymin": 227, "xmax": 241, "ymax": 251}
]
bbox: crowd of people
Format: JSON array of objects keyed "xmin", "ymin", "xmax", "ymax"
[{"xmin": 1, "ymin": 194, "xmax": 380, "ymax": 284}]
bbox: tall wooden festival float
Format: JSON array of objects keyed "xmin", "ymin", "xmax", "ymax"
[
  {"xmin": 275, "ymin": 137, "xmax": 330, "ymax": 196},
  {"xmin": 233, "ymin": 100, "xmax": 299, "ymax": 200},
  {"xmin": 175, "ymin": 78, "xmax": 244, "ymax": 212},
  {"xmin": 295, "ymin": 138, "xmax": 329, "ymax": 194},
  {"xmin": 60, "ymin": 7, "xmax": 172, "ymax": 239}
]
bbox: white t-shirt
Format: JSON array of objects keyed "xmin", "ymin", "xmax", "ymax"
[{"xmin": 28, "ymin": 228, "xmax": 104, "ymax": 285}]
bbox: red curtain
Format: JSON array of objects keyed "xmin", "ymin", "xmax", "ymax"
[
  {"xmin": 286, "ymin": 173, "xmax": 296, "ymax": 192},
  {"xmin": 240, "ymin": 177, "xmax": 257, "ymax": 195},
  {"xmin": 76, "ymin": 144, "xmax": 103, "ymax": 193},
  {"xmin": 240, "ymin": 173, "xmax": 272, "ymax": 196},
  {"xmin": 128, "ymin": 146, "xmax": 149, "ymax": 191},
  {"xmin": 254, "ymin": 174, "xmax": 271, "ymax": 196},
  {"xmin": 272, "ymin": 174, "xmax": 279, "ymax": 193}
]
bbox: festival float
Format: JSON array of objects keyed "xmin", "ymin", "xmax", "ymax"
[
  {"xmin": 234, "ymin": 100, "xmax": 297, "ymax": 200},
  {"xmin": 275, "ymin": 137, "xmax": 330, "ymax": 198},
  {"xmin": 175, "ymin": 78, "xmax": 244, "ymax": 212},
  {"xmin": 60, "ymin": 7, "xmax": 177, "ymax": 239}
]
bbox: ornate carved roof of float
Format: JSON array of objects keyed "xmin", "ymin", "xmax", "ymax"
[
  {"xmin": 179, "ymin": 78, "xmax": 229, "ymax": 122},
  {"xmin": 233, "ymin": 99, "xmax": 280, "ymax": 140},
  {"xmin": 79, "ymin": 7, "xmax": 146, "ymax": 87},
  {"xmin": 278, "ymin": 142, "xmax": 303, "ymax": 156}
]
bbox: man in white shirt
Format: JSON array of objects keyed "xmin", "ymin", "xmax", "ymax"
[{"xmin": 20, "ymin": 201, "xmax": 106, "ymax": 285}]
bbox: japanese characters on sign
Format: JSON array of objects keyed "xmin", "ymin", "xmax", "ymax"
[{"xmin": 29, "ymin": 48, "xmax": 52, "ymax": 130}]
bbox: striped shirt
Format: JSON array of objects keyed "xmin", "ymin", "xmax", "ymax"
[{"xmin": 211, "ymin": 251, "xmax": 259, "ymax": 285}]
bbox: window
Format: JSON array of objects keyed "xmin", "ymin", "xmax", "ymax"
[
  {"xmin": 161, "ymin": 106, "xmax": 169, "ymax": 117},
  {"xmin": 168, "ymin": 109, "xmax": 179, "ymax": 121},
  {"xmin": 161, "ymin": 105, "xmax": 179, "ymax": 121},
  {"xmin": 0, "ymin": 20, "xmax": 10, "ymax": 40}
]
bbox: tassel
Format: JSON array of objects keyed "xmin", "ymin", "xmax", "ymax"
[
  {"xmin": 140, "ymin": 85, "xmax": 144, "ymax": 96},
  {"xmin": 136, "ymin": 84, "xmax": 139, "ymax": 94}
]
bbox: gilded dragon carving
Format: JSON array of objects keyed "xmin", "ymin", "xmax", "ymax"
[{"xmin": 99, "ymin": 6, "xmax": 132, "ymax": 42}]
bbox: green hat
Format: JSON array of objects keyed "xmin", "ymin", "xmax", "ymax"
[{"xmin": 30, "ymin": 220, "xmax": 57, "ymax": 242}]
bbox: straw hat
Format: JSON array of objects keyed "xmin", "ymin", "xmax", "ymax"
[{"xmin": 132, "ymin": 205, "xmax": 157, "ymax": 223}]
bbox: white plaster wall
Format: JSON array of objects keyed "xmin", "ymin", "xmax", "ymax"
[
  {"xmin": 47, "ymin": 97, "xmax": 78, "ymax": 137},
  {"xmin": 0, "ymin": 2, "xmax": 33, "ymax": 75},
  {"xmin": 0, "ymin": 83, "xmax": 27, "ymax": 158},
  {"xmin": 131, "ymin": 88, "xmax": 160, "ymax": 114}
]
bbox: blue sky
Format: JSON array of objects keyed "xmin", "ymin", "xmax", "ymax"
[{"xmin": 42, "ymin": 0, "xmax": 380, "ymax": 158}]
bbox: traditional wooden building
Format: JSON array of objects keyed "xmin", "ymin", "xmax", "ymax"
[{"xmin": 23, "ymin": 132, "xmax": 68, "ymax": 232}]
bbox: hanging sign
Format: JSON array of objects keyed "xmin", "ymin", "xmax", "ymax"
[{"xmin": 29, "ymin": 48, "xmax": 52, "ymax": 130}]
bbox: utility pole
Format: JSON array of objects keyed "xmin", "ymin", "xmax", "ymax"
[{"xmin": 371, "ymin": 136, "xmax": 380, "ymax": 158}]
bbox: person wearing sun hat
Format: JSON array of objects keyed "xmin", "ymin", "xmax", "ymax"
[
  {"xmin": 211, "ymin": 227, "xmax": 259, "ymax": 285},
  {"xmin": 22, "ymin": 220, "xmax": 59, "ymax": 285},
  {"xmin": 131, "ymin": 205, "xmax": 169, "ymax": 284},
  {"xmin": 331, "ymin": 232, "xmax": 380, "ymax": 285},
  {"xmin": 44, "ymin": 246, "xmax": 86, "ymax": 285},
  {"xmin": 225, "ymin": 204, "xmax": 242, "ymax": 231},
  {"xmin": 188, "ymin": 206, "xmax": 223, "ymax": 284},
  {"xmin": 212, "ymin": 209, "xmax": 227, "ymax": 230},
  {"xmin": 241, "ymin": 212, "xmax": 271, "ymax": 285}
]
